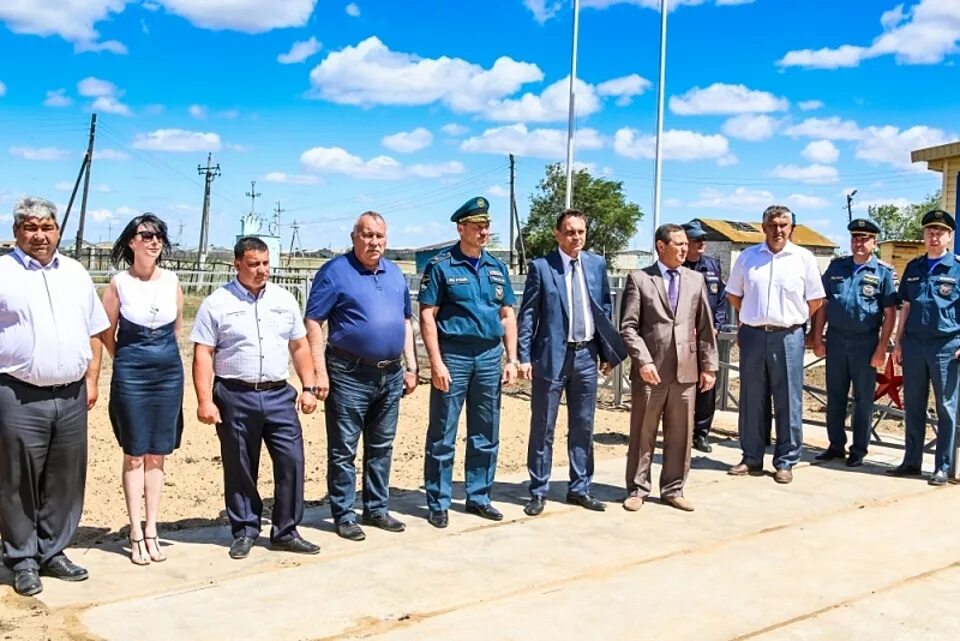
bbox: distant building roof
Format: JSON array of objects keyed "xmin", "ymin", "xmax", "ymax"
[{"xmin": 696, "ymin": 218, "xmax": 837, "ymax": 248}]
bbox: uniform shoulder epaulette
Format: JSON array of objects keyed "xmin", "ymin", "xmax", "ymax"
[
  {"xmin": 877, "ymin": 259, "xmax": 894, "ymax": 270},
  {"xmin": 428, "ymin": 250, "xmax": 452, "ymax": 265},
  {"xmin": 829, "ymin": 255, "xmax": 844, "ymax": 263},
  {"xmin": 905, "ymin": 254, "xmax": 925, "ymax": 267}
]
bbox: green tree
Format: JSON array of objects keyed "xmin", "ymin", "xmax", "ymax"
[
  {"xmin": 522, "ymin": 163, "xmax": 643, "ymax": 259},
  {"xmin": 868, "ymin": 189, "xmax": 942, "ymax": 241}
]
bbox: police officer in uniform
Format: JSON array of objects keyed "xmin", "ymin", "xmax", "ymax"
[
  {"xmin": 810, "ymin": 219, "xmax": 896, "ymax": 467},
  {"xmin": 682, "ymin": 220, "xmax": 726, "ymax": 453},
  {"xmin": 890, "ymin": 209, "xmax": 960, "ymax": 485},
  {"xmin": 419, "ymin": 197, "xmax": 519, "ymax": 528}
]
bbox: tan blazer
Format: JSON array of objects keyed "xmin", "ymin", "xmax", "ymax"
[{"xmin": 619, "ymin": 264, "xmax": 719, "ymax": 384}]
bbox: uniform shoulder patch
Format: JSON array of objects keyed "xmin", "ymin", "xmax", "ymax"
[
  {"xmin": 428, "ymin": 250, "xmax": 452, "ymax": 265},
  {"xmin": 877, "ymin": 259, "xmax": 894, "ymax": 270}
]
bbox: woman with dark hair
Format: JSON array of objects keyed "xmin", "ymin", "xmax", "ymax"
[{"xmin": 102, "ymin": 214, "xmax": 184, "ymax": 565}]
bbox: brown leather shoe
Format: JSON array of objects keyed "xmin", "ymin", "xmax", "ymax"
[
  {"xmin": 662, "ymin": 496, "xmax": 694, "ymax": 512},
  {"xmin": 728, "ymin": 462, "xmax": 763, "ymax": 476},
  {"xmin": 774, "ymin": 468, "xmax": 794, "ymax": 484},
  {"xmin": 623, "ymin": 494, "xmax": 645, "ymax": 512}
]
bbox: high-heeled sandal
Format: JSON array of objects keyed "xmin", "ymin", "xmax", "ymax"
[
  {"xmin": 130, "ymin": 537, "xmax": 150, "ymax": 566},
  {"xmin": 144, "ymin": 536, "xmax": 166, "ymax": 563}
]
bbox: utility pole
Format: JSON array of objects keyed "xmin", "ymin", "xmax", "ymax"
[
  {"xmin": 286, "ymin": 220, "xmax": 303, "ymax": 267},
  {"xmin": 197, "ymin": 153, "xmax": 221, "ymax": 268},
  {"xmin": 271, "ymin": 200, "xmax": 285, "ymax": 236},
  {"xmin": 846, "ymin": 189, "xmax": 857, "ymax": 223},
  {"xmin": 74, "ymin": 113, "xmax": 97, "ymax": 261},
  {"xmin": 246, "ymin": 180, "xmax": 262, "ymax": 214},
  {"xmin": 508, "ymin": 154, "xmax": 516, "ymax": 272},
  {"xmin": 176, "ymin": 220, "xmax": 184, "ymax": 247}
]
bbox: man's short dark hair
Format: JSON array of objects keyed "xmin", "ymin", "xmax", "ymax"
[
  {"xmin": 556, "ymin": 208, "xmax": 587, "ymax": 230},
  {"xmin": 655, "ymin": 223, "xmax": 685, "ymax": 245},
  {"xmin": 234, "ymin": 236, "xmax": 269, "ymax": 260}
]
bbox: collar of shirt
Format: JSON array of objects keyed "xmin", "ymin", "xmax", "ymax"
[
  {"xmin": 13, "ymin": 246, "xmax": 60, "ymax": 271},
  {"xmin": 929, "ymin": 251, "xmax": 956, "ymax": 269},
  {"xmin": 558, "ymin": 247, "xmax": 583, "ymax": 273},
  {"xmin": 346, "ymin": 250, "xmax": 385, "ymax": 275},
  {"xmin": 656, "ymin": 260, "xmax": 679, "ymax": 278},
  {"xmin": 851, "ymin": 255, "xmax": 878, "ymax": 273},
  {"xmin": 758, "ymin": 240, "xmax": 801, "ymax": 257},
  {"xmin": 226, "ymin": 279, "xmax": 267, "ymax": 302},
  {"xmin": 449, "ymin": 243, "xmax": 495, "ymax": 268}
]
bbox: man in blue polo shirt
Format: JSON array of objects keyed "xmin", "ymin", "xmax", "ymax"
[{"xmin": 305, "ymin": 211, "xmax": 418, "ymax": 541}]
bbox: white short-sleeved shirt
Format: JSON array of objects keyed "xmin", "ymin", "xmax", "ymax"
[
  {"xmin": 115, "ymin": 269, "xmax": 179, "ymax": 328},
  {"xmin": 191, "ymin": 280, "xmax": 306, "ymax": 384},
  {"xmin": 0, "ymin": 248, "xmax": 110, "ymax": 386},
  {"xmin": 726, "ymin": 241, "xmax": 825, "ymax": 327}
]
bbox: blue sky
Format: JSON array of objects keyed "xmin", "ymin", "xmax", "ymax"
[{"xmin": 0, "ymin": 0, "xmax": 956, "ymax": 252}]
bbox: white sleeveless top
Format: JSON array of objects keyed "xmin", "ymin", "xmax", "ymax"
[{"xmin": 115, "ymin": 269, "xmax": 179, "ymax": 328}]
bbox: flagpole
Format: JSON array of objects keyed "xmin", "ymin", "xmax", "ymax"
[
  {"xmin": 564, "ymin": 0, "xmax": 581, "ymax": 210},
  {"xmin": 652, "ymin": 0, "xmax": 669, "ymax": 231}
]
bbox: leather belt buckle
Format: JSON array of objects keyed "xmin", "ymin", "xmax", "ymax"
[{"xmin": 568, "ymin": 340, "xmax": 590, "ymax": 350}]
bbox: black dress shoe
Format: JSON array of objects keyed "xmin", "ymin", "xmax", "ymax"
[
  {"xmin": 886, "ymin": 464, "xmax": 922, "ymax": 477},
  {"xmin": 228, "ymin": 536, "xmax": 255, "ymax": 559},
  {"xmin": 39, "ymin": 557, "xmax": 88, "ymax": 582},
  {"xmin": 846, "ymin": 454, "xmax": 864, "ymax": 468},
  {"xmin": 13, "ymin": 569, "xmax": 42, "ymax": 596},
  {"xmin": 465, "ymin": 503, "xmax": 503, "ymax": 521},
  {"xmin": 929, "ymin": 470, "xmax": 949, "ymax": 486},
  {"xmin": 815, "ymin": 448, "xmax": 846, "ymax": 461},
  {"xmin": 523, "ymin": 496, "xmax": 546, "ymax": 516},
  {"xmin": 566, "ymin": 493, "xmax": 606, "ymax": 511},
  {"xmin": 336, "ymin": 522, "xmax": 366, "ymax": 541},
  {"xmin": 693, "ymin": 435, "xmax": 713, "ymax": 453},
  {"xmin": 360, "ymin": 513, "xmax": 406, "ymax": 532},
  {"xmin": 272, "ymin": 536, "xmax": 321, "ymax": 554},
  {"xmin": 427, "ymin": 510, "xmax": 448, "ymax": 529}
]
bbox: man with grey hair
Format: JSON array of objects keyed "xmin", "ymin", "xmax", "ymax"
[
  {"xmin": 305, "ymin": 212, "xmax": 418, "ymax": 541},
  {"xmin": 725, "ymin": 205, "xmax": 825, "ymax": 484},
  {"xmin": 0, "ymin": 197, "xmax": 109, "ymax": 596}
]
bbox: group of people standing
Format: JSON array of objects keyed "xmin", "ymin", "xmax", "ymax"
[{"xmin": 1, "ymin": 194, "xmax": 957, "ymax": 599}]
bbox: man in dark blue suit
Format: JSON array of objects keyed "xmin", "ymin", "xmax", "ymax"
[{"xmin": 518, "ymin": 209, "xmax": 628, "ymax": 516}]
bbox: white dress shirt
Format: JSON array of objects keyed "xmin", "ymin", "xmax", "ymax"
[
  {"xmin": 558, "ymin": 248, "xmax": 595, "ymax": 341},
  {"xmin": 0, "ymin": 248, "xmax": 110, "ymax": 386},
  {"xmin": 726, "ymin": 241, "xmax": 825, "ymax": 327}
]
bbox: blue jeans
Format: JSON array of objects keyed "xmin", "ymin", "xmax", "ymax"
[
  {"xmin": 901, "ymin": 334, "xmax": 960, "ymax": 473},
  {"xmin": 324, "ymin": 354, "xmax": 404, "ymax": 525},
  {"xmin": 424, "ymin": 340, "xmax": 503, "ymax": 511}
]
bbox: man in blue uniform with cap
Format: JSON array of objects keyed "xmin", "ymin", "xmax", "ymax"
[
  {"xmin": 682, "ymin": 220, "xmax": 726, "ymax": 453},
  {"xmin": 419, "ymin": 197, "xmax": 519, "ymax": 528},
  {"xmin": 810, "ymin": 218, "xmax": 896, "ymax": 467},
  {"xmin": 890, "ymin": 209, "xmax": 960, "ymax": 485}
]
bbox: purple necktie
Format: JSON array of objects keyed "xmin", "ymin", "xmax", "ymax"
[{"xmin": 667, "ymin": 269, "xmax": 679, "ymax": 313}]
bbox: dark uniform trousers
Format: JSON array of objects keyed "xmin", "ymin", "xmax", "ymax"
[{"xmin": 0, "ymin": 377, "xmax": 88, "ymax": 572}]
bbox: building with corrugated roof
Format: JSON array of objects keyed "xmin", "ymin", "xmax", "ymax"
[{"xmin": 911, "ymin": 141, "xmax": 959, "ymax": 215}]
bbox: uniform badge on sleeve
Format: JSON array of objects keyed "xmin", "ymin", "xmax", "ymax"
[
  {"xmin": 710, "ymin": 283, "xmax": 719, "ymax": 294},
  {"xmin": 862, "ymin": 284, "xmax": 875, "ymax": 297},
  {"xmin": 940, "ymin": 282, "xmax": 954, "ymax": 296},
  {"xmin": 495, "ymin": 285, "xmax": 504, "ymax": 301}
]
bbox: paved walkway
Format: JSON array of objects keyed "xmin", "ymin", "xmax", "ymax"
[{"xmin": 5, "ymin": 415, "xmax": 959, "ymax": 641}]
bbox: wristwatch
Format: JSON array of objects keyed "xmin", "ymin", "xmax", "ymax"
[
  {"xmin": 302, "ymin": 386, "xmax": 320, "ymax": 396},
  {"xmin": 405, "ymin": 366, "xmax": 419, "ymax": 375},
  {"xmin": 507, "ymin": 359, "xmax": 520, "ymax": 366}
]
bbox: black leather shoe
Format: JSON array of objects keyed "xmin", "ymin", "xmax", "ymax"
[
  {"xmin": 39, "ymin": 557, "xmax": 88, "ymax": 582},
  {"xmin": 693, "ymin": 434, "xmax": 713, "ymax": 453},
  {"xmin": 929, "ymin": 470, "xmax": 949, "ymax": 486},
  {"xmin": 360, "ymin": 513, "xmax": 406, "ymax": 532},
  {"xmin": 272, "ymin": 536, "xmax": 321, "ymax": 554},
  {"xmin": 566, "ymin": 493, "xmax": 606, "ymax": 511},
  {"xmin": 228, "ymin": 536, "xmax": 255, "ymax": 559},
  {"xmin": 815, "ymin": 448, "xmax": 846, "ymax": 461},
  {"xmin": 465, "ymin": 503, "xmax": 503, "ymax": 521},
  {"xmin": 886, "ymin": 464, "xmax": 922, "ymax": 477},
  {"xmin": 427, "ymin": 510, "xmax": 448, "ymax": 529},
  {"xmin": 846, "ymin": 454, "xmax": 864, "ymax": 468},
  {"xmin": 523, "ymin": 496, "xmax": 546, "ymax": 516},
  {"xmin": 336, "ymin": 522, "xmax": 366, "ymax": 541},
  {"xmin": 13, "ymin": 570, "xmax": 42, "ymax": 596}
]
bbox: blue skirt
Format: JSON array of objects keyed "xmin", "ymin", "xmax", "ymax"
[{"xmin": 109, "ymin": 316, "xmax": 184, "ymax": 456}]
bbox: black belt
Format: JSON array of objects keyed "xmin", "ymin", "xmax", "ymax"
[
  {"xmin": 0, "ymin": 373, "xmax": 82, "ymax": 392},
  {"xmin": 751, "ymin": 324, "xmax": 804, "ymax": 333},
  {"xmin": 327, "ymin": 345, "xmax": 403, "ymax": 370},
  {"xmin": 567, "ymin": 340, "xmax": 594, "ymax": 350},
  {"xmin": 215, "ymin": 377, "xmax": 287, "ymax": 391}
]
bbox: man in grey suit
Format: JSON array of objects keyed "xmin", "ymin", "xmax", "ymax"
[
  {"xmin": 620, "ymin": 223, "xmax": 718, "ymax": 512},
  {"xmin": 518, "ymin": 209, "xmax": 628, "ymax": 516}
]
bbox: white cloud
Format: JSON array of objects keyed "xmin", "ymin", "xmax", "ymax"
[
  {"xmin": 783, "ymin": 116, "xmax": 863, "ymax": 141},
  {"xmin": 75, "ymin": 39, "xmax": 127, "ymax": 54},
  {"xmin": 596, "ymin": 73, "xmax": 651, "ymax": 106},
  {"xmin": 524, "ymin": 0, "xmax": 564, "ymax": 23},
  {"xmin": 487, "ymin": 185, "xmax": 509, "ymax": 198},
  {"xmin": 441, "ymin": 123, "xmax": 468, "ymax": 136},
  {"xmin": 90, "ymin": 208, "xmax": 116, "ymax": 222},
  {"xmin": 9, "ymin": 146, "xmax": 70, "ymax": 161},
  {"xmin": 263, "ymin": 171, "xmax": 321, "ymax": 185},
  {"xmin": 381, "ymin": 127, "xmax": 433, "ymax": 153},
  {"xmin": 277, "ymin": 36, "xmax": 322, "ymax": 64},
  {"xmin": 92, "ymin": 95, "xmax": 132, "ymax": 116},
  {"xmin": 459, "ymin": 124, "xmax": 604, "ymax": 159},
  {"xmin": 307, "ymin": 37, "xmax": 543, "ymax": 113},
  {"xmin": 527, "ymin": 0, "xmax": 756, "ymax": 21},
  {"xmin": 802, "ymin": 140, "xmax": 840, "ymax": 164},
  {"xmin": 345, "ymin": 3, "xmax": 360, "ymax": 16},
  {"xmin": 689, "ymin": 187, "xmax": 776, "ymax": 211},
  {"xmin": 219, "ymin": 109, "xmax": 240, "ymax": 119},
  {"xmin": 77, "ymin": 77, "xmax": 118, "ymax": 97},
  {"xmin": 157, "ymin": 0, "xmax": 318, "ymax": 33},
  {"xmin": 797, "ymin": 99, "xmax": 824, "ymax": 111},
  {"xmin": 43, "ymin": 89, "xmax": 72, "ymax": 107},
  {"xmin": 484, "ymin": 76, "xmax": 599, "ymax": 122},
  {"xmin": 770, "ymin": 163, "xmax": 840, "ymax": 184},
  {"xmin": 97, "ymin": 149, "xmax": 131, "ymax": 161},
  {"xmin": 188, "ymin": 104, "xmax": 208, "ymax": 119},
  {"xmin": 300, "ymin": 146, "xmax": 464, "ymax": 180},
  {"xmin": 0, "ymin": 81, "xmax": 6, "ymax": 97},
  {"xmin": 132, "ymin": 129, "xmax": 222, "ymax": 152},
  {"xmin": 613, "ymin": 128, "xmax": 733, "ymax": 164},
  {"xmin": 0, "ymin": 1, "xmax": 127, "ymax": 54},
  {"xmin": 778, "ymin": 0, "xmax": 960, "ymax": 69},
  {"xmin": 669, "ymin": 83, "xmax": 789, "ymax": 115},
  {"xmin": 722, "ymin": 114, "xmax": 779, "ymax": 141},
  {"xmin": 786, "ymin": 194, "xmax": 830, "ymax": 209},
  {"xmin": 855, "ymin": 124, "xmax": 954, "ymax": 169}
]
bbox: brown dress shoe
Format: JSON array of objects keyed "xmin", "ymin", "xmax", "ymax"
[
  {"xmin": 774, "ymin": 468, "xmax": 794, "ymax": 484},
  {"xmin": 623, "ymin": 494, "xmax": 645, "ymax": 512},
  {"xmin": 728, "ymin": 462, "xmax": 763, "ymax": 476},
  {"xmin": 662, "ymin": 496, "xmax": 694, "ymax": 512}
]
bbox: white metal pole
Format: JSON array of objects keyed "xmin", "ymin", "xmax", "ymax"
[
  {"xmin": 652, "ymin": 0, "xmax": 669, "ymax": 232},
  {"xmin": 564, "ymin": 0, "xmax": 581, "ymax": 210}
]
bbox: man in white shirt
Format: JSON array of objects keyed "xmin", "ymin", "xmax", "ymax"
[
  {"xmin": 725, "ymin": 205, "xmax": 825, "ymax": 484},
  {"xmin": 0, "ymin": 197, "xmax": 109, "ymax": 596}
]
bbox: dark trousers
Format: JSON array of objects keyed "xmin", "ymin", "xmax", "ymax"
[
  {"xmin": 901, "ymin": 334, "xmax": 960, "ymax": 473},
  {"xmin": 0, "ymin": 377, "xmax": 87, "ymax": 572},
  {"xmin": 324, "ymin": 354, "xmax": 404, "ymax": 525},
  {"xmin": 213, "ymin": 381, "xmax": 305, "ymax": 542},
  {"xmin": 825, "ymin": 331, "xmax": 879, "ymax": 458},
  {"xmin": 693, "ymin": 384, "xmax": 716, "ymax": 439},
  {"xmin": 527, "ymin": 343, "xmax": 598, "ymax": 498}
]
